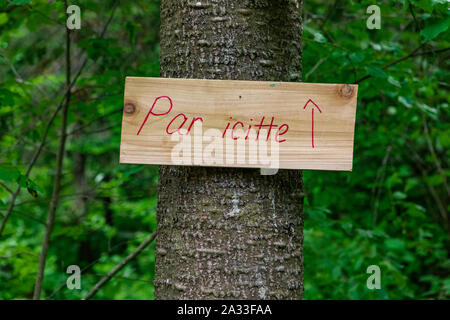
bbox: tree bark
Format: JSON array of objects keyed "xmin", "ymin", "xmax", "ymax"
[{"xmin": 155, "ymin": 0, "xmax": 304, "ymax": 300}]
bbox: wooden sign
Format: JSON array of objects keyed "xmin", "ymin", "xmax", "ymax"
[{"xmin": 120, "ymin": 77, "xmax": 358, "ymax": 171}]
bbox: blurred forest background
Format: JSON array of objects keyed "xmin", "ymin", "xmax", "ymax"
[{"xmin": 0, "ymin": 0, "xmax": 448, "ymax": 299}]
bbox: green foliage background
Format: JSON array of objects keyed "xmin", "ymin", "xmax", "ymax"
[{"xmin": 0, "ymin": 0, "xmax": 448, "ymax": 299}]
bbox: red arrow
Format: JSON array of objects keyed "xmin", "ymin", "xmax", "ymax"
[{"xmin": 303, "ymin": 99, "xmax": 322, "ymax": 148}]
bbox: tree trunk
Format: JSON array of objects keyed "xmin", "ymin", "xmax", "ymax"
[{"xmin": 155, "ymin": 0, "xmax": 304, "ymax": 300}]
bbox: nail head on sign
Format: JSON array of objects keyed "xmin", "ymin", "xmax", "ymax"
[
  {"xmin": 338, "ymin": 84, "xmax": 354, "ymax": 99},
  {"xmin": 124, "ymin": 103, "xmax": 136, "ymax": 114}
]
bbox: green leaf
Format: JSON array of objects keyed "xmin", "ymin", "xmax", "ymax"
[
  {"xmin": 0, "ymin": 89, "xmax": 15, "ymax": 107},
  {"xmin": 420, "ymin": 17, "xmax": 450, "ymax": 42},
  {"xmin": 393, "ymin": 191, "xmax": 407, "ymax": 200},
  {"xmin": 0, "ymin": 13, "xmax": 8, "ymax": 26},
  {"xmin": 439, "ymin": 129, "xmax": 450, "ymax": 148},
  {"xmin": 366, "ymin": 66, "xmax": 387, "ymax": 79},
  {"xmin": 17, "ymin": 175, "xmax": 43, "ymax": 196},
  {"xmin": 304, "ymin": 26, "xmax": 327, "ymax": 43},
  {"xmin": 385, "ymin": 238, "xmax": 406, "ymax": 250},
  {"xmin": 16, "ymin": 175, "xmax": 27, "ymax": 188},
  {"xmin": 388, "ymin": 76, "xmax": 401, "ymax": 88},
  {"xmin": 26, "ymin": 179, "xmax": 43, "ymax": 193},
  {"xmin": 0, "ymin": 166, "xmax": 20, "ymax": 182},
  {"xmin": 8, "ymin": 0, "xmax": 32, "ymax": 5},
  {"xmin": 398, "ymin": 96, "xmax": 413, "ymax": 109},
  {"xmin": 27, "ymin": 188, "xmax": 38, "ymax": 198}
]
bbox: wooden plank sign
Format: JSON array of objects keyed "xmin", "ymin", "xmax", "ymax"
[{"xmin": 120, "ymin": 77, "xmax": 358, "ymax": 171}]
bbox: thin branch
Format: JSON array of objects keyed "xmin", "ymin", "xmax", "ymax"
[
  {"xmin": 408, "ymin": 0, "xmax": 420, "ymax": 31},
  {"xmin": 407, "ymin": 140, "xmax": 448, "ymax": 227},
  {"xmin": 0, "ymin": 50, "xmax": 48, "ymax": 101},
  {"xmin": 83, "ymin": 232, "xmax": 157, "ymax": 300},
  {"xmin": 66, "ymin": 107, "xmax": 122, "ymax": 136},
  {"xmin": 1, "ymin": 251, "xmax": 39, "ymax": 259},
  {"xmin": 0, "ymin": 58, "xmax": 84, "ymax": 237},
  {"xmin": 86, "ymin": 274, "xmax": 152, "ymax": 283},
  {"xmin": 82, "ymin": 124, "xmax": 119, "ymax": 136},
  {"xmin": 0, "ymin": 182, "xmax": 13, "ymax": 194},
  {"xmin": 33, "ymin": 1, "xmax": 72, "ymax": 300},
  {"xmin": 5, "ymin": 0, "xmax": 61, "ymax": 25},
  {"xmin": 47, "ymin": 233, "xmax": 151, "ymax": 299},
  {"xmin": 356, "ymin": 46, "xmax": 450, "ymax": 83},
  {"xmin": 305, "ymin": 57, "xmax": 327, "ymax": 80},
  {"xmin": 422, "ymin": 114, "xmax": 450, "ymax": 198},
  {"xmin": 0, "ymin": 51, "xmax": 25, "ymax": 83},
  {"xmin": 0, "ymin": 189, "xmax": 21, "ymax": 237},
  {"xmin": 32, "ymin": 1, "xmax": 120, "ymax": 298},
  {"xmin": 10, "ymin": 209, "xmax": 46, "ymax": 225},
  {"xmin": 319, "ymin": 0, "xmax": 340, "ymax": 29},
  {"xmin": 0, "ymin": 0, "xmax": 119, "ymax": 238},
  {"xmin": 372, "ymin": 144, "xmax": 393, "ymax": 227}
]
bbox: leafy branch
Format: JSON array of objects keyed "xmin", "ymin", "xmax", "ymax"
[
  {"xmin": 83, "ymin": 232, "xmax": 156, "ymax": 300},
  {"xmin": 356, "ymin": 46, "xmax": 450, "ymax": 83},
  {"xmin": 0, "ymin": 0, "xmax": 119, "ymax": 238}
]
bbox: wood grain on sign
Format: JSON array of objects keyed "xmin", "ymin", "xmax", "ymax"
[{"xmin": 120, "ymin": 77, "xmax": 358, "ymax": 171}]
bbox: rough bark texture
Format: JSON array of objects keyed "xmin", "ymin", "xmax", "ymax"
[{"xmin": 155, "ymin": 0, "xmax": 304, "ymax": 300}]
